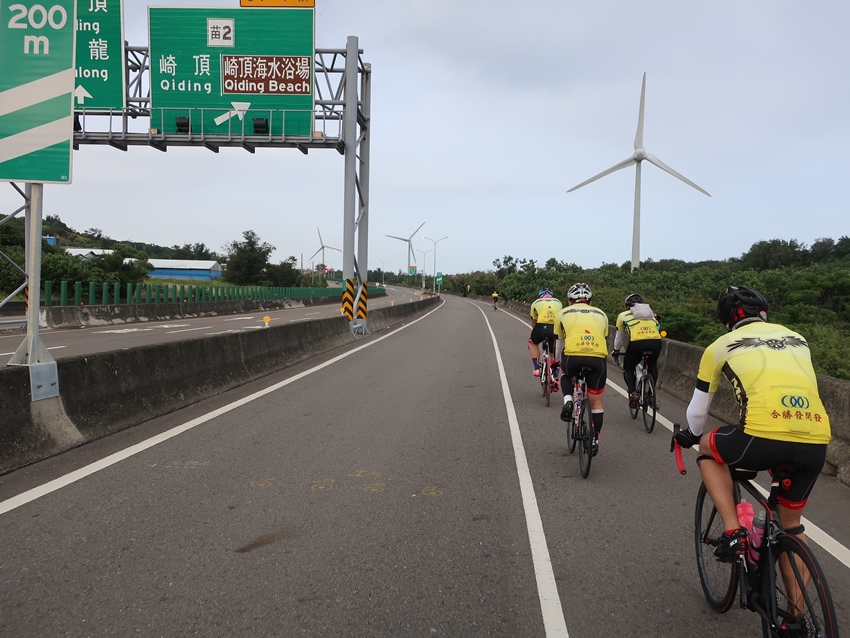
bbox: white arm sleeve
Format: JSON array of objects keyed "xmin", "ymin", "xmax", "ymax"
[
  {"xmin": 685, "ymin": 388, "xmax": 714, "ymax": 436},
  {"xmin": 613, "ymin": 330, "xmax": 625, "ymax": 351},
  {"xmin": 555, "ymin": 339, "xmax": 563, "ymax": 361}
]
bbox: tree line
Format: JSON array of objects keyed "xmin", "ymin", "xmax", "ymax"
[{"xmin": 440, "ymin": 237, "xmax": 850, "ymax": 381}]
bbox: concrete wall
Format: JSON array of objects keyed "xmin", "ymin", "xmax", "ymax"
[
  {"xmin": 500, "ymin": 298, "xmax": 850, "ymax": 487},
  {"xmin": 0, "ymin": 296, "xmax": 439, "ymax": 476}
]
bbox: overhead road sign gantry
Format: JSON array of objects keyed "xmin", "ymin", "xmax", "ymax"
[
  {"xmin": 0, "ymin": 0, "xmax": 77, "ymax": 183},
  {"xmin": 74, "ymin": 0, "xmax": 126, "ymax": 112},
  {"xmin": 148, "ymin": 6, "xmax": 315, "ymax": 138}
]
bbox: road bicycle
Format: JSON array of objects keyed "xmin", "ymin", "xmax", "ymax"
[
  {"xmin": 671, "ymin": 425, "xmax": 838, "ymax": 637},
  {"xmin": 629, "ymin": 350, "xmax": 657, "ymax": 433},
  {"xmin": 538, "ymin": 338, "xmax": 558, "ymax": 407},
  {"xmin": 565, "ymin": 366, "xmax": 595, "ymax": 478}
]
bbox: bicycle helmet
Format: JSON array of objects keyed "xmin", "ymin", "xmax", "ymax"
[
  {"xmin": 567, "ymin": 282, "xmax": 592, "ymax": 302},
  {"xmin": 538, "ymin": 287, "xmax": 553, "ymax": 299},
  {"xmin": 625, "ymin": 293, "xmax": 643, "ymax": 308},
  {"xmin": 716, "ymin": 285, "xmax": 769, "ymax": 330}
]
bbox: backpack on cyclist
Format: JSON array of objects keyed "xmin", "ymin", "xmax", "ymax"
[{"xmin": 630, "ymin": 302, "xmax": 655, "ymax": 321}]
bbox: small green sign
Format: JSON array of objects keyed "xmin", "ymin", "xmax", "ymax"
[
  {"xmin": 74, "ymin": 0, "xmax": 125, "ymax": 111},
  {"xmin": 149, "ymin": 7, "xmax": 314, "ymax": 136},
  {"xmin": 409, "ymin": 266, "xmax": 417, "ymax": 275},
  {"xmin": 437, "ymin": 272, "xmax": 443, "ymax": 285},
  {"xmin": 0, "ymin": 0, "xmax": 76, "ymax": 183}
]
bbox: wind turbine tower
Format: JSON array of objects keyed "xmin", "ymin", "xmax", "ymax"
[
  {"xmin": 568, "ymin": 73, "xmax": 711, "ymax": 271},
  {"xmin": 386, "ymin": 221, "xmax": 425, "ymax": 274}
]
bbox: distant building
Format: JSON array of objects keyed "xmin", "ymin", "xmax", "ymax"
[
  {"xmin": 64, "ymin": 248, "xmax": 114, "ymax": 259},
  {"xmin": 42, "ymin": 236, "xmax": 57, "ymax": 246},
  {"xmin": 146, "ymin": 259, "xmax": 223, "ymax": 281}
]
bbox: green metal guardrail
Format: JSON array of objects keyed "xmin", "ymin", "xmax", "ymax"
[{"xmin": 39, "ymin": 282, "xmax": 386, "ymax": 307}]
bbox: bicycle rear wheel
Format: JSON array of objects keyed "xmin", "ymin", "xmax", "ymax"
[
  {"xmin": 566, "ymin": 401, "xmax": 577, "ymax": 454},
  {"xmin": 641, "ymin": 375, "xmax": 657, "ymax": 433},
  {"xmin": 695, "ymin": 483, "xmax": 738, "ymax": 612},
  {"xmin": 629, "ymin": 376, "xmax": 639, "ymax": 420},
  {"xmin": 761, "ymin": 534, "xmax": 838, "ymax": 638},
  {"xmin": 544, "ymin": 361, "xmax": 552, "ymax": 407},
  {"xmin": 577, "ymin": 398, "xmax": 592, "ymax": 478}
]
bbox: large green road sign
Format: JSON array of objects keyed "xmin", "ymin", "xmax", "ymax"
[
  {"xmin": 74, "ymin": 0, "xmax": 125, "ymax": 111},
  {"xmin": 149, "ymin": 7, "xmax": 314, "ymax": 136},
  {"xmin": 0, "ymin": 0, "xmax": 76, "ymax": 183}
]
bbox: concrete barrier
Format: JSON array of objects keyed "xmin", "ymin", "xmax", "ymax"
[
  {"xmin": 0, "ymin": 296, "xmax": 439, "ymax": 475},
  {"xmin": 500, "ymin": 299, "xmax": 850, "ymax": 487}
]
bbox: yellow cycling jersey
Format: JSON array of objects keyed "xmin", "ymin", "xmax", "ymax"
[
  {"xmin": 530, "ymin": 298, "xmax": 563, "ymax": 325},
  {"xmin": 554, "ymin": 303, "xmax": 609, "ymax": 358},
  {"xmin": 615, "ymin": 309, "xmax": 661, "ymax": 341},
  {"xmin": 697, "ymin": 322, "xmax": 831, "ymax": 444}
]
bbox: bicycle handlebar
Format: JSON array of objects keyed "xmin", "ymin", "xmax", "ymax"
[{"xmin": 671, "ymin": 423, "xmax": 687, "ymax": 475}]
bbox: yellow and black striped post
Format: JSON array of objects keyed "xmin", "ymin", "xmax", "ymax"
[
  {"xmin": 356, "ymin": 282, "xmax": 368, "ymax": 319},
  {"xmin": 341, "ymin": 279, "xmax": 355, "ymax": 320}
]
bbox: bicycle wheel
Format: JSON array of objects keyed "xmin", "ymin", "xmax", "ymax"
[
  {"xmin": 566, "ymin": 399, "xmax": 577, "ymax": 454},
  {"xmin": 629, "ymin": 377, "xmax": 640, "ymax": 420},
  {"xmin": 760, "ymin": 534, "xmax": 838, "ymax": 638},
  {"xmin": 577, "ymin": 398, "xmax": 592, "ymax": 478},
  {"xmin": 694, "ymin": 483, "xmax": 738, "ymax": 612},
  {"xmin": 544, "ymin": 362, "xmax": 551, "ymax": 407},
  {"xmin": 641, "ymin": 375, "xmax": 657, "ymax": 433}
]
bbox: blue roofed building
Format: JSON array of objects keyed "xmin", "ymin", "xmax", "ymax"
[{"xmin": 146, "ymin": 259, "xmax": 223, "ymax": 281}]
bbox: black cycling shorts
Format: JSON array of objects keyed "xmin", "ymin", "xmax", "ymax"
[
  {"xmin": 708, "ymin": 425, "xmax": 828, "ymax": 509},
  {"xmin": 560, "ymin": 355, "xmax": 607, "ymax": 394},
  {"xmin": 530, "ymin": 323, "xmax": 556, "ymax": 347}
]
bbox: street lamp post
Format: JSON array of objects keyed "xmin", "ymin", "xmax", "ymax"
[
  {"xmin": 424, "ymin": 235, "xmax": 448, "ymax": 294},
  {"xmin": 416, "ymin": 249, "xmax": 431, "ymax": 291},
  {"xmin": 378, "ymin": 259, "xmax": 389, "ymax": 285}
]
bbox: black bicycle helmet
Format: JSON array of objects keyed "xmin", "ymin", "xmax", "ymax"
[
  {"xmin": 716, "ymin": 285, "xmax": 769, "ymax": 330},
  {"xmin": 625, "ymin": 293, "xmax": 643, "ymax": 308}
]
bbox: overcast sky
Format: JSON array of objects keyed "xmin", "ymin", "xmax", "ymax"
[{"xmin": 4, "ymin": 1, "xmax": 849, "ymax": 276}]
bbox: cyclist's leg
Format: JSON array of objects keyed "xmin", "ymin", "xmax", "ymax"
[
  {"xmin": 697, "ymin": 429, "xmax": 742, "ymax": 533},
  {"xmin": 622, "ymin": 344, "xmax": 641, "ymax": 392},
  {"xmin": 643, "ymin": 339, "xmax": 663, "ymax": 385},
  {"xmin": 584, "ymin": 357, "xmax": 607, "ymax": 439},
  {"xmin": 529, "ymin": 325, "xmax": 546, "ymax": 375}
]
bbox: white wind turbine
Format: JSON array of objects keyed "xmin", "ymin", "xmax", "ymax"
[
  {"xmin": 386, "ymin": 221, "xmax": 425, "ymax": 275},
  {"xmin": 309, "ymin": 227, "xmax": 341, "ymax": 266},
  {"xmin": 568, "ymin": 73, "xmax": 711, "ymax": 271}
]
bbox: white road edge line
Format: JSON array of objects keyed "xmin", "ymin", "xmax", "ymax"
[
  {"xmin": 497, "ymin": 301, "xmax": 850, "ymax": 570},
  {"xmin": 477, "ymin": 303, "xmax": 569, "ymax": 638},
  {"xmin": 0, "ymin": 300, "xmax": 446, "ymax": 516}
]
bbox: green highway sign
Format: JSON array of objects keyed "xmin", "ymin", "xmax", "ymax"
[
  {"xmin": 0, "ymin": 0, "xmax": 76, "ymax": 183},
  {"xmin": 437, "ymin": 272, "xmax": 443, "ymax": 285},
  {"xmin": 409, "ymin": 266, "xmax": 417, "ymax": 275},
  {"xmin": 149, "ymin": 7, "xmax": 314, "ymax": 136},
  {"xmin": 74, "ymin": 0, "xmax": 125, "ymax": 111}
]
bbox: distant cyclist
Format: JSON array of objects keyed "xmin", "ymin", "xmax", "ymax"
[
  {"xmin": 555, "ymin": 283, "xmax": 609, "ymax": 456},
  {"xmin": 612, "ymin": 293, "xmax": 662, "ymax": 408},
  {"xmin": 673, "ymin": 285, "xmax": 831, "ymax": 562},
  {"xmin": 491, "ymin": 291, "xmax": 499, "ymax": 309},
  {"xmin": 529, "ymin": 287, "xmax": 563, "ymax": 384}
]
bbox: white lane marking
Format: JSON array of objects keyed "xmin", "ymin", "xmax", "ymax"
[
  {"xmin": 223, "ymin": 316, "xmax": 255, "ymax": 322},
  {"xmin": 95, "ymin": 328, "xmax": 155, "ymax": 334},
  {"xmin": 0, "ymin": 345, "xmax": 66, "ymax": 356},
  {"xmin": 490, "ymin": 301, "xmax": 850, "ymax": 571},
  {"xmin": 476, "ymin": 304, "xmax": 569, "ymax": 637},
  {"xmin": 0, "ymin": 300, "xmax": 446, "ymax": 516},
  {"xmin": 165, "ymin": 327, "xmax": 212, "ymax": 334}
]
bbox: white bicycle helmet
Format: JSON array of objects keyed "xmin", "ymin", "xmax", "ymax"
[{"xmin": 567, "ymin": 282, "xmax": 592, "ymax": 302}]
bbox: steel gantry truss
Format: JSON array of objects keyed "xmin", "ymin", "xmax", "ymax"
[{"xmin": 2, "ymin": 37, "xmax": 372, "ymax": 397}]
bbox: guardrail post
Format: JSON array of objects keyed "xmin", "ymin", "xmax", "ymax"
[
  {"xmin": 114, "ymin": 282, "xmax": 121, "ymax": 305},
  {"xmin": 126, "ymin": 283, "xmax": 132, "ymax": 304},
  {"xmin": 89, "ymin": 282, "xmax": 96, "ymax": 305},
  {"xmin": 145, "ymin": 284, "xmax": 151, "ymax": 304},
  {"xmin": 60, "ymin": 281, "xmax": 68, "ymax": 306},
  {"xmin": 102, "ymin": 282, "xmax": 109, "ymax": 305},
  {"xmin": 44, "ymin": 281, "xmax": 52, "ymax": 307}
]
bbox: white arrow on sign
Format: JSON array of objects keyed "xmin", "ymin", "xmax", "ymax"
[
  {"xmin": 213, "ymin": 101, "xmax": 251, "ymax": 126},
  {"xmin": 74, "ymin": 85, "xmax": 93, "ymax": 105}
]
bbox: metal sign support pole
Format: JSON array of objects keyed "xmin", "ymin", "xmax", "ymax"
[
  {"xmin": 342, "ymin": 36, "xmax": 358, "ymax": 282},
  {"xmin": 8, "ymin": 184, "xmax": 60, "ymax": 400}
]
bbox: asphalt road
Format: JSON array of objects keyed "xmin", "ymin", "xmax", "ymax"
[{"xmin": 1, "ymin": 294, "xmax": 848, "ymax": 637}]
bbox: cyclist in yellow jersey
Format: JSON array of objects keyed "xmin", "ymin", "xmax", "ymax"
[
  {"xmin": 555, "ymin": 283, "xmax": 609, "ymax": 455},
  {"xmin": 612, "ymin": 293, "xmax": 662, "ymax": 407},
  {"xmin": 529, "ymin": 287, "xmax": 563, "ymax": 382},
  {"xmin": 674, "ymin": 285, "xmax": 831, "ymax": 562}
]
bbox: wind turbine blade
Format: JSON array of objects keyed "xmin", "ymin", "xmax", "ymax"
[
  {"xmin": 408, "ymin": 221, "xmax": 426, "ymax": 241},
  {"xmin": 645, "ymin": 154, "xmax": 711, "ymax": 197},
  {"xmin": 328, "ymin": 246, "xmax": 342, "ymax": 252},
  {"xmin": 386, "ymin": 235, "xmax": 407, "ymax": 242},
  {"xmin": 635, "ymin": 72, "xmax": 646, "ymax": 150},
  {"xmin": 317, "ymin": 228, "xmax": 323, "ymax": 244},
  {"xmin": 567, "ymin": 157, "xmax": 636, "ymax": 192},
  {"xmin": 409, "ymin": 244, "xmax": 417, "ymax": 264},
  {"xmin": 309, "ymin": 248, "xmax": 322, "ymax": 261}
]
